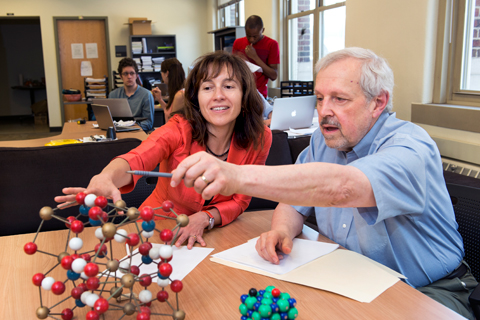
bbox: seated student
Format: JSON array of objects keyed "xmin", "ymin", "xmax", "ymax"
[
  {"xmin": 258, "ymin": 90, "xmax": 273, "ymax": 126},
  {"xmin": 55, "ymin": 51, "xmax": 272, "ymax": 250},
  {"xmin": 152, "ymin": 58, "xmax": 186, "ymax": 123},
  {"xmin": 109, "ymin": 58, "xmax": 154, "ymax": 131},
  {"xmin": 170, "ymin": 48, "xmax": 478, "ymax": 319}
]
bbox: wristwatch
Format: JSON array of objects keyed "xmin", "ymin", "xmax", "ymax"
[{"xmin": 202, "ymin": 210, "xmax": 214, "ymax": 230}]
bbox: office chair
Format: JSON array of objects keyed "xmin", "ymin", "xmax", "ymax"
[
  {"xmin": 446, "ymin": 183, "xmax": 480, "ymax": 318},
  {"xmin": 0, "ymin": 138, "xmax": 153, "ymax": 236}
]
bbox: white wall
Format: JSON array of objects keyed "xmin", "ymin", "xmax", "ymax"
[
  {"xmin": 2, "ymin": 0, "xmax": 214, "ymax": 127},
  {"xmin": 345, "ymin": 0, "xmax": 438, "ymax": 121},
  {"xmin": 345, "ymin": 0, "xmax": 480, "ymax": 163}
]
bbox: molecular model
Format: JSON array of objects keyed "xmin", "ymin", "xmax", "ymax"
[
  {"xmin": 24, "ymin": 192, "xmax": 188, "ymax": 320},
  {"xmin": 239, "ymin": 286, "xmax": 298, "ymax": 320}
]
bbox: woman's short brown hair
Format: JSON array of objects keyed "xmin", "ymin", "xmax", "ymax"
[{"xmin": 183, "ymin": 51, "xmax": 265, "ymax": 150}]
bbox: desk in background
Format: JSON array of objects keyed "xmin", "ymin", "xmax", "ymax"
[
  {"xmin": 0, "ymin": 121, "xmax": 148, "ymax": 148},
  {"xmin": 0, "ymin": 210, "xmax": 462, "ymax": 319}
]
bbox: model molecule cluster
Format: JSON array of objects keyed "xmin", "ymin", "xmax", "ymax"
[
  {"xmin": 239, "ymin": 286, "xmax": 298, "ymax": 320},
  {"xmin": 24, "ymin": 192, "xmax": 189, "ymax": 320}
]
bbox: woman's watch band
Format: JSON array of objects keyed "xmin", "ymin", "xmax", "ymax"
[{"xmin": 202, "ymin": 210, "xmax": 215, "ymax": 230}]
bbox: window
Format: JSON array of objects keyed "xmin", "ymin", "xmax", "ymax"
[
  {"xmin": 434, "ymin": 0, "xmax": 480, "ymax": 106},
  {"xmin": 285, "ymin": 0, "xmax": 346, "ymax": 81},
  {"xmin": 218, "ymin": 0, "xmax": 245, "ymax": 28}
]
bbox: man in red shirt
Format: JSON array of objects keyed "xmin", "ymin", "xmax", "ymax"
[{"xmin": 233, "ymin": 15, "xmax": 280, "ymax": 98}]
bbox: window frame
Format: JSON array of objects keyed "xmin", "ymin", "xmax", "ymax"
[
  {"xmin": 217, "ymin": 0, "xmax": 243, "ymax": 29},
  {"xmin": 283, "ymin": 0, "xmax": 346, "ymax": 81},
  {"xmin": 434, "ymin": 0, "xmax": 480, "ymax": 106}
]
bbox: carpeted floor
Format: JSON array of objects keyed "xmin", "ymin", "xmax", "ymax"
[{"xmin": 0, "ymin": 115, "xmax": 58, "ymax": 141}]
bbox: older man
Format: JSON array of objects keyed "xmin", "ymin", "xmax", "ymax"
[{"xmin": 171, "ymin": 48, "xmax": 477, "ymax": 319}]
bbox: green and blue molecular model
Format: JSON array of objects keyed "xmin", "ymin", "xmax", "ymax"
[{"xmin": 239, "ymin": 286, "xmax": 299, "ymax": 320}]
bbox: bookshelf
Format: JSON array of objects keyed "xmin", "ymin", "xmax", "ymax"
[
  {"xmin": 130, "ymin": 35, "xmax": 176, "ymax": 87},
  {"xmin": 208, "ymin": 26, "xmax": 245, "ymax": 52}
]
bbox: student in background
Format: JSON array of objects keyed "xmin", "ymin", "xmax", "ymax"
[
  {"xmin": 109, "ymin": 58, "xmax": 154, "ymax": 131},
  {"xmin": 152, "ymin": 58, "xmax": 186, "ymax": 122},
  {"xmin": 233, "ymin": 15, "xmax": 280, "ymax": 98}
]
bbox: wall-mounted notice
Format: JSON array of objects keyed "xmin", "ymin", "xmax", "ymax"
[
  {"xmin": 81, "ymin": 61, "xmax": 93, "ymax": 76},
  {"xmin": 86, "ymin": 43, "xmax": 98, "ymax": 59},
  {"xmin": 71, "ymin": 43, "xmax": 84, "ymax": 59}
]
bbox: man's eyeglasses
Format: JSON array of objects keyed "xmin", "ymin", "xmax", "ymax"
[{"xmin": 121, "ymin": 72, "xmax": 136, "ymax": 77}]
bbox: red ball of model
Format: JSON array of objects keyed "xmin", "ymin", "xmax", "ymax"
[
  {"xmin": 70, "ymin": 253, "xmax": 80, "ymax": 260},
  {"xmin": 171, "ymin": 280, "xmax": 183, "ymax": 293},
  {"xmin": 271, "ymin": 288, "xmax": 281, "ymax": 298},
  {"xmin": 86, "ymin": 277, "xmax": 100, "ymax": 290},
  {"xmin": 94, "ymin": 196, "xmax": 108, "ymax": 208},
  {"xmin": 71, "ymin": 286, "xmax": 84, "ymax": 299},
  {"xmin": 161, "ymin": 200, "xmax": 174, "ymax": 212},
  {"xmin": 139, "ymin": 242, "xmax": 152, "ymax": 256},
  {"xmin": 61, "ymin": 255, "xmax": 74, "ymax": 270},
  {"xmin": 139, "ymin": 274, "xmax": 152, "ymax": 287},
  {"xmin": 137, "ymin": 312, "xmax": 150, "ymax": 320},
  {"xmin": 77, "ymin": 283, "xmax": 88, "ymax": 292},
  {"xmin": 126, "ymin": 233, "xmax": 140, "ymax": 246},
  {"xmin": 24, "ymin": 242, "xmax": 37, "ymax": 255},
  {"xmin": 52, "ymin": 281, "xmax": 66, "ymax": 295},
  {"xmin": 140, "ymin": 306, "xmax": 151, "ymax": 315},
  {"xmin": 157, "ymin": 290, "xmax": 169, "ymax": 302},
  {"xmin": 70, "ymin": 220, "xmax": 84, "ymax": 234},
  {"xmin": 140, "ymin": 206, "xmax": 155, "ymax": 221},
  {"xmin": 84, "ymin": 262, "xmax": 99, "ymax": 277},
  {"xmin": 86, "ymin": 310, "xmax": 99, "ymax": 320},
  {"xmin": 81, "ymin": 253, "xmax": 91, "ymax": 262},
  {"xmin": 88, "ymin": 206, "xmax": 102, "ymax": 220},
  {"xmin": 130, "ymin": 265, "xmax": 140, "ymax": 276},
  {"xmin": 61, "ymin": 308, "xmax": 74, "ymax": 320},
  {"xmin": 159, "ymin": 263, "xmax": 172, "ymax": 277},
  {"xmin": 160, "ymin": 229, "xmax": 173, "ymax": 242},
  {"xmin": 75, "ymin": 192, "xmax": 86, "ymax": 205},
  {"xmin": 32, "ymin": 273, "xmax": 44, "ymax": 286},
  {"xmin": 94, "ymin": 243, "xmax": 107, "ymax": 258},
  {"xmin": 94, "ymin": 297, "xmax": 109, "ymax": 314},
  {"xmin": 65, "ymin": 216, "xmax": 76, "ymax": 229}
]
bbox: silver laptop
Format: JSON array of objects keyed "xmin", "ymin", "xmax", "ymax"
[
  {"xmin": 91, "ymin": 104, "xmax": 140, "ymax": 132},
  {"xmin": 91, "ymin": 98, "xmax": 146, "ymax": 122},
  {"xmin": 270, "ymin": 95, "xmax": 317, "ymax": 130}
]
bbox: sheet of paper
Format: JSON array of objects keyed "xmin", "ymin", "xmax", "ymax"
[
  {"xmin": 211, "ymin": 249, "xmax": 403, "ymax": 303},
  {"xmin": 285, "ymin": 127, "xmax": 319, "ymax": 137},
  {"xmin": 80, "ymin": 61, "xmax": 93, "ymax": 76},
  {"xmin": 212, "ymin": 238, "xmax": 338, "ymax": 275},
  {"xmin": 86, "ymin": 43, "xmax": 98, "ymax": 59},
  {"xmin": 106, "ymin": 243, "xmax": 213, "ymax": 281},
  {"xmin": 245, "ymin": 60, "xmax": 263, "ymax": 73},
  {"xmin": 71, "ymin": 43, "xmax": 84, "ymax": 59},
  {"xmin": 114, "ymin": 120, "xmax": 136, "ymax": 127}
]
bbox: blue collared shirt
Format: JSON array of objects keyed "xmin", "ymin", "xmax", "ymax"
[
  {"xmin": 109, "ymin": 86, "xmax": 154, "ymax": 131},
  {"xmin": 293, "ymin": 112, "xmax": 464, "ymax": 287}
]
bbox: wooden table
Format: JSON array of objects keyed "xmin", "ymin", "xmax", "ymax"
[
  {"xmin": 0, "ymin": 121, "xmax": 148, "ymax": 147},
  {"xmin": 0, "ymin": 210, "xmax": 463, "ymax": 319}
]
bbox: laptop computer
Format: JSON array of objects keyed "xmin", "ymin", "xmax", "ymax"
[
  {"xmin": 270, "ymin": 95, "xmax": 317, "ymax": 131},
  {"xmin": 91, "ymin": 104, "xmax": 141, "ymax": 132},
  {"xmin": 91, "ymin": 98, "xmax": 147, "ymax": 122}
]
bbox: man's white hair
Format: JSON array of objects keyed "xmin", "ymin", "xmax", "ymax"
[{"xmin": 315, "ymin": 47, "xmax": 394, "ymax": 112}]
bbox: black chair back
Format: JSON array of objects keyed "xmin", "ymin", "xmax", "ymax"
[
  {"xmin": 0, "ymin": 138, "xmax": 155, "ymax": 236},
  {"xmin": 447, "ymin": 183, "xmax": 480, "ymax": 281}
]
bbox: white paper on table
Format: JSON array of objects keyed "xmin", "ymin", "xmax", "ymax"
[
  {"xmin": 285, "ymin": 127, "xmax": 319, "ymax": 137},
  {"xmin": 211, "ymin": 249, "xmax": 404, "ymax": 303},
  {"xmin": 106, "ymin": 243, "xmax": 214, "ymax": 281},
  {"xmin": 245, "ymin": 60, "xmax": 263, "ymax": 73},
  {"xmin": 212, "ymin": 238, "xmax": 338, "ymax": 275}
]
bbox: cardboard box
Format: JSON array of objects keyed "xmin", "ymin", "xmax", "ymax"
[
  {"xmin": 34, "ymin": 113, "xmax": 48, "ymax": 126},
  {"xmin": 127, "ymin": 18, "xmax": 152, "ymax": 35}
]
